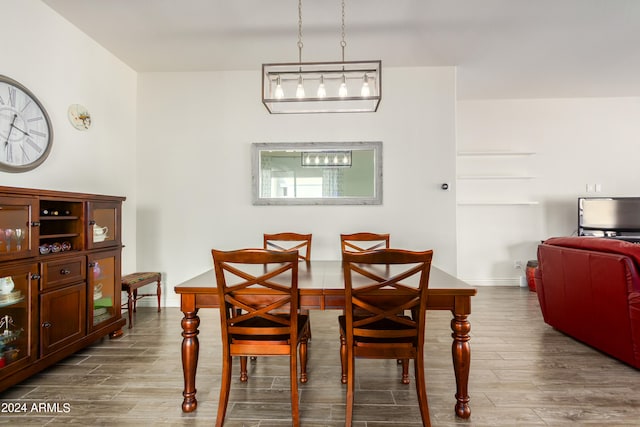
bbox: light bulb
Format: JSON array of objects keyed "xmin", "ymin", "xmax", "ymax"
[
  {"xmin": 317, "ymin": 75, "xmax": 326, "ymax": 98},
  {"xmin": 324, "ymin": 156, "xmax": 329, "ymax": 165},
  {"xmin": 274, "ymin": 76, "xmax": 284, "ymax": 99},
  {"xmin": 296, "ymin": 76, "xmax": 305, "ymax": 98},
  {"xmin": 361, "ymin": 74, "xmax": 370, "ymax": 97},
  {"xmin": 314, "ymin": 156, "xmax": 320, "ymax": 165},
  {"xmin": 343, "ymin": 154, "xmax": 349, "ymax": 164},
  {"xmin": 339, "ymin": 75, "xmax": 348, "ymax": 97},
  {"xmin": 333, "ymin": 155, "xmax": 339, "ymax": 164}
]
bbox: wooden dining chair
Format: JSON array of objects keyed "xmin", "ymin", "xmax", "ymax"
[
  {"xmin": 264, "ymin": 232, "xmax": 312, "ymax": 262},
  {"xmin": 340, "ymin": 248, "xmax": 433, "ymax": 427},
  {"xmin": 264, "ymin": 232, "xmax": 313, "ymax": 339},
  {"xmin": 340, "ymin": 232, "xmax": 406, "ymax": 382},
  {"xmin": 340, "ymin": 232, "xmax": 390, "ymax": 253},
  {"xmin": 212, "ymin": 248, "xmax": 311, "ymax": 427}
]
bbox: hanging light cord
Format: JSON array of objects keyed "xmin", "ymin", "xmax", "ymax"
[
  {"xmin": 341, "ymin": 0, "xmax": 347, "ymax": 62},
  {"xmin": 298, "ymin": 0, "xmax": 304, "ymax": 63}
]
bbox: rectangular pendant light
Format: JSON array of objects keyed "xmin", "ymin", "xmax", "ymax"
[{"xmin": 262, "ymin": 60, "xmax": 381, "ymax": 114}]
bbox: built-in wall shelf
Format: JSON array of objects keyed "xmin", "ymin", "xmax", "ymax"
[
  {"xmin": 457, "ymin": 201, "xmax": 539, "ymax": 206},
  {"xmin": 457, "ymin": 151, "xmax": 536, "ymax": 156},
  {"xmin": 457, "ymin": 175, "xmax": 535, "ymax": 180}
]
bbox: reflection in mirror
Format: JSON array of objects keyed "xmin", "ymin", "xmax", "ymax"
[{"xmin": 252, "ymin": 141, "xmax": 382, "ymax": 205}]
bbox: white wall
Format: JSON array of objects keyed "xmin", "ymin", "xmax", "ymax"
[
  {"xmin": 137, "ymin": 68, "xmax": 458, "ymax": 306},
  {"xmin": 13, "ymin": 1, "xmax": 637, "ymax": 302},
  {"xmin": 456, "ymin": 97, "xmax": 640, "ymax": 285},
  {"xmin": 1, "ymin": 0, "xmax": 138, "ymax": 273}
]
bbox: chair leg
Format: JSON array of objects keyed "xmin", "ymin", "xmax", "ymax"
[
  {"xmin": 240, "ymin": 356, "xmax": 248, "ymax": 382},
  {"xmin": 414, "ymin": 354, "xmax": 431, "ymax": 427},
  {"xmin": 346, "ymin": 349, "xmax": 355, "ymax": 426},
  {"xmin": 216, "ymin": 352, "xmax": 233, "ymax": 427},
  {"xmin": 156, "ymin": 278, "xmax": 162, "ymax": 312},
  {"xmin": 127, "ymin": 290, "xmax": 133, "ymax": 329},
  {"xmin": 299, "ymin": 325, "xmax": 309, "ymax": 383},
  {"xmin": 290, "ymin": 347, "xmax": 300, "ymax": 427},
  {"xmin": 340, "ymin": 330, "xmax": 347, "ymax": 384},
  {"xmin": 401, "ymin": 359, "xmax": 410, "ymax": 384},
  {"xmin": 133, "ymin": 289, "xmax": 138, "ymax": 312}
]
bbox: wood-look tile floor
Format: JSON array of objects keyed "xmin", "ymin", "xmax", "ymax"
[{"xmin": 1, "ymin": 287, "xmax": 639, "ymax": 426}]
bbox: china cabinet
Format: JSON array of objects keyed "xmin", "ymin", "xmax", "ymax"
[{"xmin": 0, "ymin": 186, "xmax": 125, "ymax": 391}]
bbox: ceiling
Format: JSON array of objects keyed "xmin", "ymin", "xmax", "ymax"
[{"xmin": 43, "ymin": 0, "xmax": 640, "ymax": 99}]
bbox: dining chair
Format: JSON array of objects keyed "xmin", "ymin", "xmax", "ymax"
[
  {"xmin": 340, "ymin": 248, "xmax": 433, "ymax": 427},
  {"xmin": 212, "ymin": 248, "xmax": 311, "ymax": 427},
  {"xmin": 264, "ymin": 232, "xmax": 313, "ymax": 339},
  {"xmin": 340, "ymin": 232, "xmax": 407, "ymax": 382},
  {"xmin": 340, "ymin": 232, "xmax": 390, "ymax": 253},
  {"xmin": 264, "ymin": 232, "xmax": 312, "ymax": 262}
]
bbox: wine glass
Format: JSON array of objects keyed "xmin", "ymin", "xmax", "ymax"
[
  {"xmin": 4, "ymin": 229, "xmax": 13, "ymax": 252},
  {"xmin": 14, "ymin": 228, "xmax": 24, "ymax": 251}
]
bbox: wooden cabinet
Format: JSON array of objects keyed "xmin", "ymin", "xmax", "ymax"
[
  {"xmin": 0, "ymin": 262, "xmax": 38, "ymax": 379},
  {"xmin": 87, "ymin": 250, "xmax": 121, "ymax": 332},
  {"xmin": 87, "ymin": 201, "xmax": 121, "ymax": 250},
  {"xmin": 40, "ymin": 283, "xmax": 86, "ymax": 356},
  {"xmin": 0, "ymin": 186, "xmax": 126, "ymax": 391},
  {"xmin": 0, "ymin": 195, "xmax": 39, "ymax": 260}
]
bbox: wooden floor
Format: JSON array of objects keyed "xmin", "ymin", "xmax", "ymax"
[{"xmin": 1, "ymin": 286, "xmax": 639, "ymax": 426}]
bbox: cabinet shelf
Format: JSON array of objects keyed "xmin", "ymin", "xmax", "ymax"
[
  {"xmin": 39, "ymin": 216, "xmax": 79, "ymax": 221},
  {"xmin": 40, "ymin": 233, "xmax": 79, "ymax": 240},
  {"xmin": 0, "ymin": 296, "xmax": 25, "ymax": 308}
]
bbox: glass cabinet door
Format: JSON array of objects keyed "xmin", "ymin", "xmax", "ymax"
[
  {"xmin": 87, "ymin": 201, "xmax": 121, "ymax": 249},
  {"xmin": 87, "ymin": 250, "xmax": 121, "ymax": 331},
  {"xmin": 0, "ymin": 196, "xmax": 38, "ymax": 260},
  {"xmin": 0, "ymin": 262, "xmax": 37, "ymax": 377}
]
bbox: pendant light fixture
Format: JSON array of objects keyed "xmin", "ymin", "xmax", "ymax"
[{"xmin": 262, "ymin": 0, "xmax": 381, "ymax": 114}]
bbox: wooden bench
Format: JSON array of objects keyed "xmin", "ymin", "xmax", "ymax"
[{"xmin": 121, "ymin": 272, "xmax": 161, "ymax": 328}]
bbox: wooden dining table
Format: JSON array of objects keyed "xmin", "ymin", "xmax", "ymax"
[{"xmin": 174, "ymin": 260, "xmax": 477, "ymax": 419}]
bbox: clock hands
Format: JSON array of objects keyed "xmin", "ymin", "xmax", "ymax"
[
  {"xmin": 6, "ymin": 113, "xmax": 31, "ymax": 138},
  {"xmin": 3, "ymin": 114, "xmax": 27, "ymax": 164},
  {"xmin": 10, "ymin": 121, "xmax": 31, "ymax": 137},
  {"xmin": 4, "ymin": 114, "xmax": 17, "ymax": 146}
]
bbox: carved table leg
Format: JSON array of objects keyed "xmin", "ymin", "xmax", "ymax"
[
  {"xmin": 181, "ymin": 309, "xmax": 200, "ymax": 412},
  {"xmin": 451, "ymin": 314, "xmax": 471, "ymax": 418}
]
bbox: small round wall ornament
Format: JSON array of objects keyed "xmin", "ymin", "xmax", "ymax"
[{"xmin": 67, "ymin": 104, "xmax": 92, "ymax": 130}]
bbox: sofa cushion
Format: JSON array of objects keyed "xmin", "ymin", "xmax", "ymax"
[{"xmin": 544, "ymin": 236, "xmax": 640, "ymax": 276}]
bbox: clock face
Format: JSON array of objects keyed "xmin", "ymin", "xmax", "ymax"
[{"xmin": 0, "ymin": 75, "xmax": 53, "ymax": 172}]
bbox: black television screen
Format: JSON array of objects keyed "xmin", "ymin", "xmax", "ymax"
[{"xmin": 579, "ymin": 197, "xmax": 640, "ymax": 232}]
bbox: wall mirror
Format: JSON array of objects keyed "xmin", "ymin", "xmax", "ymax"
[{"xmin": 252, "ymin": 141, "xmax": 382, "ymax": 205}]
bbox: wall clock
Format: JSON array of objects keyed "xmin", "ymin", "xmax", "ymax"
[
  {"xmin": 67, "ymin": 103, "xmax": 91, "ymax": 130},
  {"xmin": 0, "ymin": 75, "xmax": 53, "ymax": 172}
]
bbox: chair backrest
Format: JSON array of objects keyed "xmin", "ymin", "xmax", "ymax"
[
  {"xmin": 264, "ymin": 232, "xmax": 312, "ymax": 262},
  {"xmin": 340, "ymin": 232, "xmax": 390, "ymax": 253},
  {"xmin": 212, "ymin": 248, "xmax": 300, "ymax": 343},
  {"xmin": 342, "ymin": 249, "xmax": 433, "ymax": 342}
]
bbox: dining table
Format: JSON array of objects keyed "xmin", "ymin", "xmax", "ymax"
[{"xmin": 174, "ymin": 260, "xmax": 477, "ymax": 419}]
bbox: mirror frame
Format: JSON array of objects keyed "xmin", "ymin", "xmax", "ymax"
[{"xmin": 251, "ymin": 141, "xmax": 383, "ymax": 205}]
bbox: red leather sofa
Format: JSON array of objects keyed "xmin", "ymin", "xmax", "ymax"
[{"xmin": 535, "ymin": 236, "xmax": 640, "ymax": 369}]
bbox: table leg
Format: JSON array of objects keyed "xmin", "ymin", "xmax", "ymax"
[
  {"xmin": 181, "ymin": 309, "xmax": 200, "ymax": 412},
  {"xmin": 451, "ymin": 313, "xmax": 471, "ymax": 419}
]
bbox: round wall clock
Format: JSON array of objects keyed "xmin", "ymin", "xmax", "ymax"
[
  {"xmin": 0, "ymin": 75, "xmax": 53, "ymax": 173},
  {"xmin": 67, "ymin": 104, "xmax": 92, "ymax": 130}
]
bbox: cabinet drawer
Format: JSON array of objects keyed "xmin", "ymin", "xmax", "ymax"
[{"xmin": 41, "ymin": 256, "xmax": 86, "ymax": 290}]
